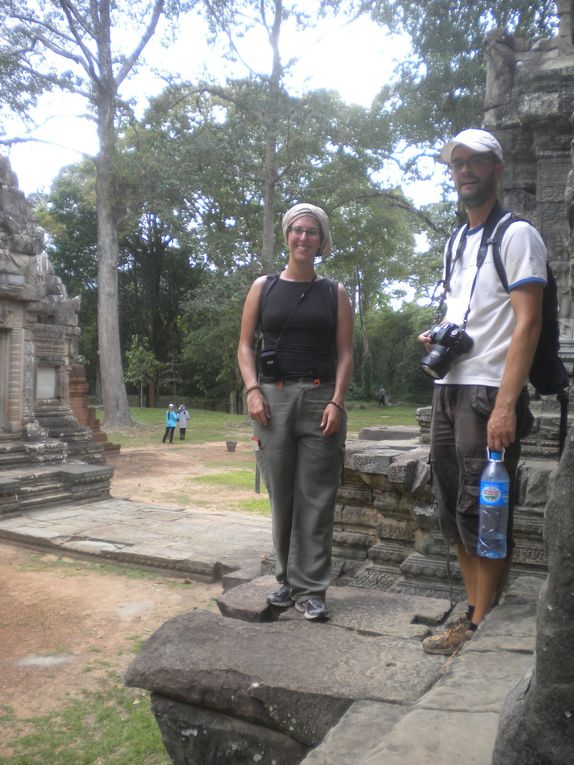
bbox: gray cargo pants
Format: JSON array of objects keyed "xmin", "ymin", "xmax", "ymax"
[{"xmin": 253, "ymin": 380, "xmax": 346, "ymax": 602}]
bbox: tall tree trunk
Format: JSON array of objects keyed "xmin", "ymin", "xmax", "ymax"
[
  {"xmin": 261, "ymin": 118, "xmax": 278, "ymax": 273},
  {"xmin": 260, "ymin": 1, "xmax": 283, "ymax": 273},
  {"xmin": 356, "ymin": 266, "xmax": 372, "ymax": 397},
  {"xmin": 95, "ymin": 4, "xmax": 132, "ymax": 429}
]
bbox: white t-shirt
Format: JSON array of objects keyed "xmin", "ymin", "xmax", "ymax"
[{"xmin": 437, "ymin": 218, "xmax": 547, "ymax": 387}]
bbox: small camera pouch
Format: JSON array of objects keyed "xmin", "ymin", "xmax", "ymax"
[{"xmin": 259, "ymin": 348, "xmax": 279, "ymax": 378}]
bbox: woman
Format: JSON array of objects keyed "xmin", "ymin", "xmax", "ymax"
[
  {"xmin": 237, "ymin": 203, "xmax": 353, "ymax": 621},
  {"xmin": 178, "ymin": 404, "xmax": 190, "ymax": 440}
]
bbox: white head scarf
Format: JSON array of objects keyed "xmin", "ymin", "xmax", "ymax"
[{"xmin": 281, "ymin": 203, "xmax": 332, "ymax": 257}]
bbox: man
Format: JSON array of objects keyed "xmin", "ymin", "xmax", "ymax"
[{"xmin": 419, "ymin": 128, "xmax": 546, "ymax": 655}]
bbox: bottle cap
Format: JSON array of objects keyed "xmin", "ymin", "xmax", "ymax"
[{"xmin": 490, "ymin": 450, "xmax": 503, "ymax": 460}]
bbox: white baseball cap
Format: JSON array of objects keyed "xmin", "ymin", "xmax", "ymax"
[{"xmin": 439, "ymin": 129, "xmax": 503, "ymax": 164}]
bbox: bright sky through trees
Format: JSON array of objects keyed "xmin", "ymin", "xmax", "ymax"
[{"xmin": 7, "ymin": 11, "xmax": 414, "ymax": 196}]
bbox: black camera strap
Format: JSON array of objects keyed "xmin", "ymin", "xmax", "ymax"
[{"xmin": 433, "ymin": 201, "xmax": 507, "ymax": 330}]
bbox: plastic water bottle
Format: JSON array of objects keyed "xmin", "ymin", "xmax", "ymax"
[{"xmin": 477, "ymin": 450, "xmax": 509, "ymax": 559}]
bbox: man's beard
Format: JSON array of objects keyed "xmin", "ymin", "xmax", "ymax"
[{"xmin": 458, "ymin": 172, "xmax": 498, "ymax": 208}]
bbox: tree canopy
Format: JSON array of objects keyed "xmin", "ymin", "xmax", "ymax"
[
  {"xmin": 369, "ymin": 0, "xmax": 558, "ymax": 156},
  {"xmin": 1, "ymin": 0, "xmax": 562, "ymax": 411}
]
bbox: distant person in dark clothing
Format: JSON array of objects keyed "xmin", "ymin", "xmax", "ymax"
[{"xmin": 377, "ymin": 386, "xmax": 387, "ymax": 406}]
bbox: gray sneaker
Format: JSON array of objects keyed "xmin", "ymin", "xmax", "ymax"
[
  {"xmin": 266, "ymin": 583, "xmax": 293, "ymax": 608},
  {"xmin": 295, "ymin": 597, "xmax": 329, "ymax": 621}
]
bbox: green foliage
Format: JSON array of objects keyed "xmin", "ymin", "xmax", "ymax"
[
  {"xmin": 370, "ymin": 0, "xmax": 558, "ymax": 152},
  {"xmin": 366, "ymin": 302, "xmax": 436, "ymax": 404},
  {"xmin": 18, "ymin": 1, "xmax": 556, "ymax": 415},
  {"xmin": 180, "ymin": 269, "xmax": 253, "ymax": 406},
  {"xmin": 125, "ymin": 336, "xmax": 163, "ymax": 406},
  {"xmin": 32, "ymin": 161, "xmax": 99, "ymax": 380}
]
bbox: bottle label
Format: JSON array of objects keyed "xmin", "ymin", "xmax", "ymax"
[{"xmin": 480, "ymin": 480, "xmax": 508, "ymax": 507}]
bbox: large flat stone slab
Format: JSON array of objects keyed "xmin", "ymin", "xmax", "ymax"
[
  {"xmin": 217, "ymin": 574, "xmax": 276, "ymax": 621},
  {"xmin": 358, "ymin": 708, "xmax": 501, "ymax": 765},
  {"xmin": 417, "ymin": 649, "xmax": 534, "ymax": 713},
  {"xmin": 217, "ymin": 575, "xmax": 451, "ymax": 634},
  {"xmin": 278, "ymin": 584, "xmax": 450, "ymax": 639},
  {"xmin": 126, "ymin": 609, "xmax": 444, "ymax": 747},
  {"xmin": 302, "ymin": 700, "xmax": 409, "ymax": 763},
  {"xmin": 0, "ymin": 499, "xmax": 272, "ymax": 580}
]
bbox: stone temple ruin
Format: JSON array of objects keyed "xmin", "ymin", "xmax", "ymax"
[
  {"xmin": 4, "ymin": 4, "xmax": 574, "ymax": 761},
  {"xmin": 0, "ymin": 156, "xmax": 112, "ymax": 515}
]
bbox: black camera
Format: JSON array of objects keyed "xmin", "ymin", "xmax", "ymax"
[
  {"xmin": 420, "ymin": 322, "xmax": 474, "ymax": 379},
  {"xmin": 259, "ymin": 348, "xmax": 279, "ymax": 378}
]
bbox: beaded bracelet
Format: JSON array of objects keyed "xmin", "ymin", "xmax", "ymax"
[
  {"xmin": 245, "ymin": 384, "xmax": 262, "ymax": 396},
  {"xmin": 328, "ymin": 400, "xmax": 346, "ymax": 412}
]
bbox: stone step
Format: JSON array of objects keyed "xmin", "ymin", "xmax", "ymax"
[
  {"xmin": 0, "ymin": 452, "xmax": 31, "ymax": 468},
  {"xmin": 0, "ymin": 431, "xmax": 23, "ymax": 441},
  {"xmin": 0, "ymin": 440, "xmax": 26, "ymax": 454},
  {"xmin": 20, "ymin": 491, "xmax": 74, "ymax": 509},
  {"xmin": 18, "ymin": 481, "xmax": 65, "ymax": 496}
]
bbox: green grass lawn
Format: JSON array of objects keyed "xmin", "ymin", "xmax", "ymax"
[
  {"xmin": 105, "ymin": 401, "xmax": 426, "ymax": 447},
  {"xmin": 1, "ymin": 676, "xmax": 169, "ymax": 765}
]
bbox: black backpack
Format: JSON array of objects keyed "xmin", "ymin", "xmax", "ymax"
[{"xmin": 445, "ymin": 205, "xmax": 569, "ymax": 456}]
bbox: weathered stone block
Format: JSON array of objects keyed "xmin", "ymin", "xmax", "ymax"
[
  {"xmin": 151, "ymin": 695, "xmax": 309, "ymax": 764},
  {"xmin": 516, "ymin": 459, "xmax": 556, "ymax": 507},
  {"xmin": 217, "ymin": 574, "xmax": 275, "ymax": 622},
  {"xmin": 346, "ymin": 447, "xmax": 402, "ymax": 475},
  {"xmin": 335, "ymin": 503, "xmax": 379, "ymax": 527},
  {"xmin": 410, "ymin": 502, "xmax": 438, "ymax": 531},
  {"xmin": 376, "ymin": 518, "xmax": 416, "ymax": 543},
  {"xmin": 336, "ymin": 484, "xmax": 372, "ymax": 504},
  {"xmin": 493, "ymin": 424, "xmax": 574, "ymax": 764},
  {"xmin": 372, "ymin": 488, "xmax": 400, "ymax": 512},
  {"xmin": 332, "ymin": 529, "xmax": 378, "ymax": 550},
  {"xmin": 126, "ymin": 610, "xmax": 445, "ymax": 750}
]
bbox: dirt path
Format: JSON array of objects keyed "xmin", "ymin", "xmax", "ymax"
[
  {"xmin": 105, "ymin": 440, "xmax": 263, "ymax": 510},
  {"xmin": 1, "ymin": 441, "xmax": 262, "ymax": 733}
]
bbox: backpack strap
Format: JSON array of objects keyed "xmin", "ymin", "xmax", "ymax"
[
  {"xmin": 432, "ymin": 202, "xmax": 508, "ymax": 324},
  {"xmin": 487, "ymin": 213, "xmax": 528, "ymax": 293}
]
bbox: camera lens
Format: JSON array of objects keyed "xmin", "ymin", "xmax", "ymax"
[{"xmin": 420, "ymin": 345, "xmax": 455, "ymax": 379}]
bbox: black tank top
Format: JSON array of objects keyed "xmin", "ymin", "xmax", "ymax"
[{"xmin": 260, "ymin": 277, "xmax": 338, "ymax": 380}]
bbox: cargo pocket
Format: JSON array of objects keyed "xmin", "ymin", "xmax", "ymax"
[
  {"xmin": 470, "ymin": 386, "xmax": 497, "ymax": 419},
  {"xmin": 458, "ymin": 457, "xmax": 484, "ymax": 517}
]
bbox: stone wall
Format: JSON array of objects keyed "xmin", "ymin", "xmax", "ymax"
[
  {"xmin": 484, "ymin": 4, "xmax": 574, "ymax": 361},
  {"xmin": 329, "ymin": 431, "xmax": 552, "ymax": 600}
]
